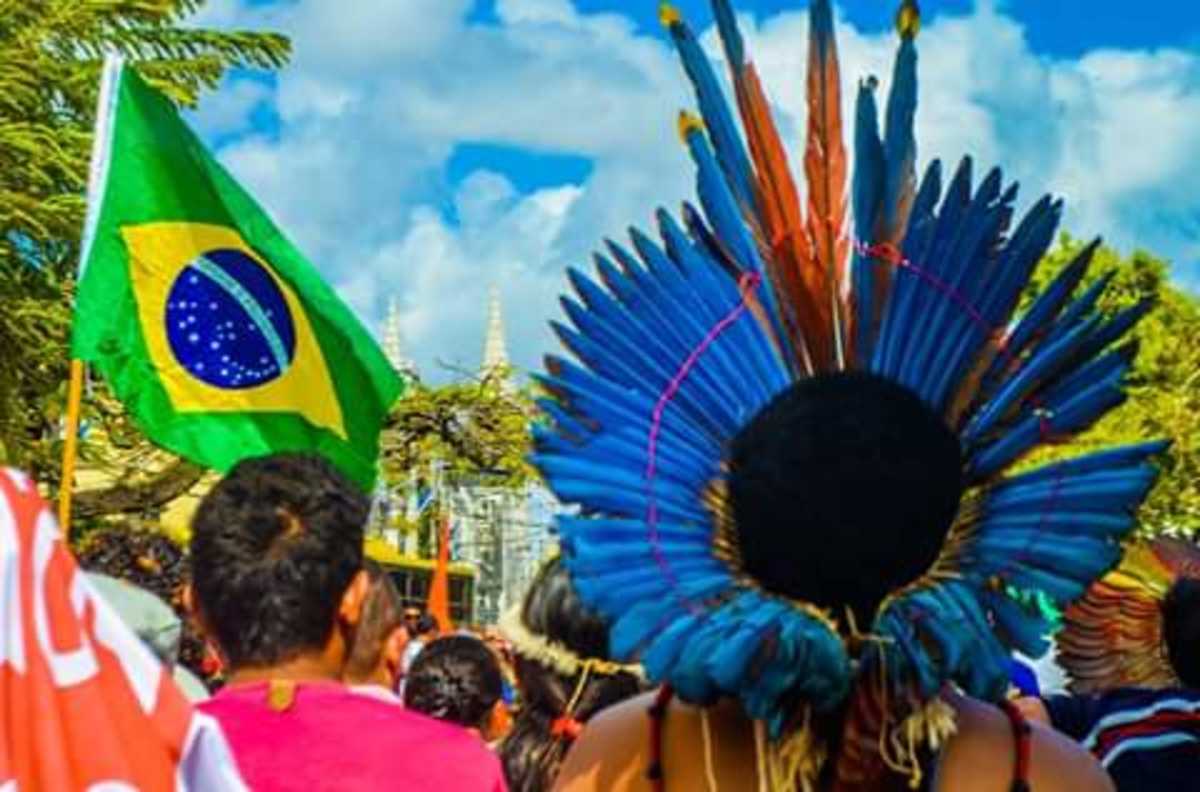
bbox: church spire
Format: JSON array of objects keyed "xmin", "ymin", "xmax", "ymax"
[
  {"xmin": 481, "ymin": 286, "xmax": 511, "ymax": 383},
  {"xmin": 382, "ymin": 297, "xmax": 417, "ymax": 380}
]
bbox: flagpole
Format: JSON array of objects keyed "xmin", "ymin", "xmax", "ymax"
[
  {"xmin": 60, "ymin": 55, "xmax": 123, "ymax": 530},
  {"xmin": 57, "ymin": 361, "xmax": 85, "ymax": 528}
]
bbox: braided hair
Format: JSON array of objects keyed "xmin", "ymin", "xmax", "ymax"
[{"xmin": 499, "ymin": 557, "xmax": 644, "ymax": 791}]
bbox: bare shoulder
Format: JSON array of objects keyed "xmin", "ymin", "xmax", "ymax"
[
  {"xmin": 553, "ymin": 690, "xmax": 657, "ymax": 792},
  {"xmin": 937, "ymin": 696, "xmax": 1113, "ymax": 792}
]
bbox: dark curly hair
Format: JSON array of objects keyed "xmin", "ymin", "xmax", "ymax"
[
  {"xmin": 499, "ymin": 557, "xmax": 644, "ymax": 792},
  {"xmin": 76, "ymin": 527, "xmax": 208, "ymax": 682},
  {"xmin": 404, "ymin": 635, "xmax": 502, "ymax": 730},
  {"xmin": 189, "ymin": 453, "xmax": 368, "ymax": 670},
  {"xmin": 1163, "ymin": 577, "xmax": 1200, "ymax": 689}
]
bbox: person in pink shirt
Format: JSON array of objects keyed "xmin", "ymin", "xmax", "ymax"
[{"xmin": 187, "ymin": 453, "xmax": 507, "ymax": 791}]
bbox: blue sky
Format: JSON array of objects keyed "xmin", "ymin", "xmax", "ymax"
[{"xmin": 191, "ymin": 0, "xmax": 1200, "ymax": 378}]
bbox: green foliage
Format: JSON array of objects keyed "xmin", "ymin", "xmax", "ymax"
[
  {"xmin": 1023, "ymin": 235, "xmax": 1200, "ymax": 535},
  {"xmin": 0, "ymin": 0, "xmax": 289, "ymax": 494},
  {"xmin": 381, "ymin": 368, "xmax": 538, "ymax": 487}
]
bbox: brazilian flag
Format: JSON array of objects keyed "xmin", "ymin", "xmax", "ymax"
[{"xmin": 72, "ymin": 59, "xmax": 403, "ymax": 489}]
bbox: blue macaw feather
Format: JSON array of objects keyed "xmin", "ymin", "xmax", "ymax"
[
  {"xmin": 997, "ymin": 442, "xmax": 1168, "ymax": 487},
  {"xmin": 876, "ymin": 157, "xmax": 975, "ymax": 382},
  {"xmin": 710, "ymin": 0, "xmax": 746, "ymax": 69},
  {"xmin": 681, "ymin": 126, "xmax": 798, "ymax": 369},
  {"xmin": 983, "ymin": 240, "xmax": 1098, "ymax": 391},
  {"xmin": 900, "ymin": 168, "xmax": 1011, "ymax": 404},
  {"xmin": 534, "ymin": 362, "xmax": 721, "ymax": 459},
  {"xmin": 981, "ymin": 468, "xmax": 1160, "ymax": 515},
  {"xmin": 628, "ymin": 226, "xmax": 771, "ymax": 407},
  {"xmin": 1045, "ymin": 269, "xmax": 1116, "ymax": 336},
  {"xmin": 664, "ymin": 12, "xmax": 758, "ymax": 217},
  {"xmin": 656, "ymin": 210, "xmax": 786, "ymax": 401},
  {"xmin": 558, "ymin": 514, "xmax": 712, "ymax": 542},
  {"xmin": 978, "ymin": 196, "xmax": 1062, "ymax": 326},
  {"xmin": 636, "ymin": 612, "xmax": 705, "ymax": 678},
  {"xmin": 852, "ymin": 79, "xmax": 885, "ymax": 359},
  {"xmin": 969, "ymin": 535, "xmax": 1122, "ymax": 587},
  {"xmin": 682, "ymin": 201, "xmax": 742, "ymax": 280},
  {"xmin": 1063, "ymin": 299, "xmax": 1153, "ymax": 371},
  {"xmin": 1037, "ymin": 342, "xmax": 1136, "ymax": 410},
  {"xmin": 967, "ymin": 373, "xmax": 1128, "ymax": 480},
  {"xmin": 964, "ymin": 317, "xmax": 1100, "ymax": 444},
  {"xmin": 683, "ymin": 125, "xmax": 760, "ymax": 272},
  {"xmin": 880, "ymin": 36, "xmax": 918, "ymax": 243},
  {"xmin": 968, "ymin": 510, "xmax": 1137, "ymax": 537},
  {"xmin": 872, "ymin": 160, "xmax": 942, "ymax": 376}
]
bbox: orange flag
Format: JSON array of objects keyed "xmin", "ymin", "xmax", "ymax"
[{"xmin": 426, "ymin": 514, "xmax": 453, "ymax": 632}]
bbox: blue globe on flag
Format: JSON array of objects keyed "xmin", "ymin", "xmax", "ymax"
[{"xmin": 164, "ymin": 248, "xmax": 297, "ymax": 390}]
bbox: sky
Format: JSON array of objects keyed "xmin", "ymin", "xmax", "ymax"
[{"xmin": 185, "ymin": 0, "xmax": 1200, "ymax": 381}]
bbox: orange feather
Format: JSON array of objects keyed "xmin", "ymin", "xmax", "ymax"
[{"xmin": 803, "ymin": 24, "xmax": 849, "ymax": 370}]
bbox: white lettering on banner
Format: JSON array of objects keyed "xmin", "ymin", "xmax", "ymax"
[
  {"xmin": 0, "ymin": 492, "xmax": 26, "ymax": 674},
  {"xmin": 32, "ymin": 509, "xmax": 98, "ymax": 687}
]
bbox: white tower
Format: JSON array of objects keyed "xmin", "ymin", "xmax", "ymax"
[
  {"xmin": 382, "ymin": 297, "xmax": 417, "ymax": 380},
  {"xmin": 480, "ymin": 286, "xmax": 511, "ymax": 384}
]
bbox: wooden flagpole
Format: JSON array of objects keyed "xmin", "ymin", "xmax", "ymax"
[
  {"xmin": 57, "ymin": 360, "xmax": 85, "ymax": 529},
  {"xmin": 59, "ymin": 57, "xmax": 122, "ymax": 530}
]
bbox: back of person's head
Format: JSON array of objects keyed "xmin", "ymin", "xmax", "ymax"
[
  {"xmin": 189, "ymin": 453, "xmax": 368, "ymax": 670},
  {"xmin": 500, "ymin": 556, "xmax": 644, "ymax": 792},
  {"xmin": 729, "ymin": 372, "xmax": 963, "ymax": 628},
  {"xmin": 415, "ymin": 613, "xmax": 439, "ymax": 639},
  {"xmin": 344, "ymin": 559, "xmax": 405, "ymax": 685},
  {"xmin": 404, "ymin": 635, "xmax": 502, "ymax": 730},
  {"xmin": 1163, "ymin": 577, "xmax": 1200, "ymax": 689}
]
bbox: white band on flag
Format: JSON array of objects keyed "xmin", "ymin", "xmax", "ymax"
[{"xmin": 77, "ymin": 54, "xmax": 124, "ymax": 281}]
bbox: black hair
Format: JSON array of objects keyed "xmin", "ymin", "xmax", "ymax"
[
  {"xmin": 404, "ymin": 635, "xmax": 502, "ymax": 729},
  {"xmin": 76, "ymin": 527, "xmax": 208, "ymax": 682},
  {"xmin": 344, "ymin": 560, "xmax": 403, "ymax": 683},
  {"xmin": 1163, "ymin": 577, "xmax": 1200, "ymax": 689},
  {"xmin": 189, "ymin": 453, "xmax": 368, "ymax": 670},
  {"xmin": 729, "ymin": 372, "xmax": 963, "ymax": 628},
  {"xmin": 415, "ymin": 613, "xmax": 439, "ymax": 637},
  {"xmin": 499, "ymin": 557, "xmax": 644, "ymax": 792}
]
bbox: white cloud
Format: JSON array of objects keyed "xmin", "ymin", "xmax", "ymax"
[
  {"xmin": 189, "ymin": 0, "xmax": 1200, "ymax": 381},
  {"xmin": 185, "ymin": 76, "xmax": 272, "ymax": 141}
]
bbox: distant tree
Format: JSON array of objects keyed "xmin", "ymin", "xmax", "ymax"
[
  {"xmin": 0, "ymin": 0, "xmax": 289, "ymax": 504},
  {"xmin": 1022, "ymin": 235, "xmax": 1200, "ymax": 535},
  {"xmin": 381, "ymin": 368, "xmax": 538, "ymax": 488}
]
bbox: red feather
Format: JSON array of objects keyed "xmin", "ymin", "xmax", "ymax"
[
  {"xmin": 803, "ymin": 17, "xmax": 849, "ymax": 369},
  {"xmin": 731, "ymin": 63, "xmax": 823, "ymax": 372}
]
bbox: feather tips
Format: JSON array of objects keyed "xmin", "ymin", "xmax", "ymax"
[{"xmin": 803, "ymin": 0, "xmax": 850, "ymax": 368}]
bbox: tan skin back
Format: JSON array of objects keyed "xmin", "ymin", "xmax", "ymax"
[{"xmin": 553, "ymin": 691, "xmax": 1114, "ymax": 792}]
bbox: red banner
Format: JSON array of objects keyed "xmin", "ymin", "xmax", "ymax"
[{"xmin": 0, "ymin": 469, "xmax": 244, "ymax": 790}]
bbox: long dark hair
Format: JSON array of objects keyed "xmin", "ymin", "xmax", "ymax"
[{"xmin": 499, "ymin": 556, "xmax": 643, "ymax": 791}]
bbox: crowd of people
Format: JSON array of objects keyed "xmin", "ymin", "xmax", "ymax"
[
  {"xmin": 5, "ymin": 0, "xmax": 1199, "ymax": 789},
  {"xmin": 10, "ymin": 418, "xmax": 1197, "ymax": 791}
]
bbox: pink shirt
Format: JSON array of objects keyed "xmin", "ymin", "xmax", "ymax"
[{"xmin": 200, "ymin": 681, "xmax": 507, "ymax": 791}]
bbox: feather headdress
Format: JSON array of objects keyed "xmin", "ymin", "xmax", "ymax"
[
  {"xmin": 533, "ymin": 0, "xmax": 1164, "ymax": 787},
  {"xmin": 1058, "ymin": 537, "xmax": 1200, "ymax": 693}
]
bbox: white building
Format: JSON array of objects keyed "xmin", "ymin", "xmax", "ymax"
[{"xmin": 378, "ymin": 288, "xmax": 559, "ymax": 623}]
